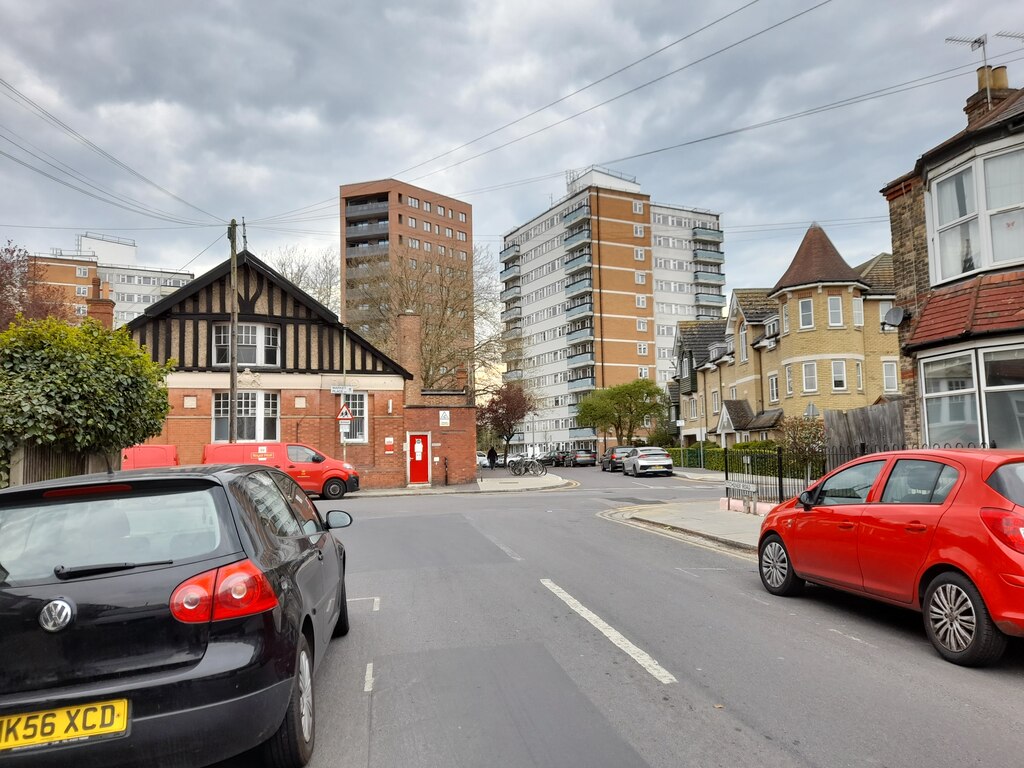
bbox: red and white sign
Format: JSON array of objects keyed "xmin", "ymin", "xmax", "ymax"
[{"xmin": 336, "ymin": 403, "xmax": 353, "ymax": 421}]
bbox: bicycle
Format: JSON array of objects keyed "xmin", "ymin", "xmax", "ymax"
[{"xmin": 506, "ymin": 456, "xmax": 547, "ymax": 476}]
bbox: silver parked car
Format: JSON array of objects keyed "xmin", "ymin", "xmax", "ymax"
[{"xmin": 622, "ymin": 447, "xmax": 674, "ymax": 477}]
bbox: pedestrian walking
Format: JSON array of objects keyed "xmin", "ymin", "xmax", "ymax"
[{"xmin": 487, "ymin": 446, "xmax": 498, "ymax": 470}]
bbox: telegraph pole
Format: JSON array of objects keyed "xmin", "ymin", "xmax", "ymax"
[{"xmin": 228, "ymin": 219, "xmax": 239, "ymax": 443}]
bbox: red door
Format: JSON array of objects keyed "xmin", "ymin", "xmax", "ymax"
[{"xmin": 408, "ymin": 434, "xmax": 430, "ymax": 484}]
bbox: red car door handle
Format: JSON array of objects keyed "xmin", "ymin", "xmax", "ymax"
[
  {"xmin": 838, "ymin": 522, "xmax": 856, "ymax": 531},
  {"xmin": 905, "ymin": 523, "xmax": 928, "ymax": 533}
]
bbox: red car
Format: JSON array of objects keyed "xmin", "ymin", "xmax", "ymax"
[{"xmin": 758, "ymin": 449, "xmax": 1024, "ymax": 667}]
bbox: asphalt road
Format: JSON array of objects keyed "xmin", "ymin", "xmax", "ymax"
[{"xmin": 223, "ymin": 468, "xmax": 1024, "ymax": 767}]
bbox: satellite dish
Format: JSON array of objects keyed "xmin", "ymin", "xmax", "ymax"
[{"xmin": 883, "ymin": 307, "xmax": 908, "ymax": 327}]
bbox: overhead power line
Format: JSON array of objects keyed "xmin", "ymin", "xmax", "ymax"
[
  {"xmin": 407, "ymin": 0, "xmax": 835, "ymax": 182},
  {"xmin": 0, "ymin": 77, "xmax": 225, "ymax": 224}
]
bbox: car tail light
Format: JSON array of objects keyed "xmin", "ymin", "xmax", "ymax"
[
  {"xmin": 980, "ymin": 507, "xmax": 1024, "ymax": 554},
  {"xmin": 170, "ymin": 560, "xmax": 278, "ymax": 623}
]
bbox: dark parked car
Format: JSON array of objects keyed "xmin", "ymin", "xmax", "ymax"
[
  {"xmin": 600, "ymin": 446, "xmax": 633, "ymax": 472},
  {"xmin": 759, "ymin": 449, "xmax": 1024, "ymax": 667},
  {"xmin": 566, "ymin": 450, "xmax": 597, "ymax": 467},
  {"xmin": 537, "ymin": 450, "xmax": 569, "ymax": 466},
  {"xmin": 0, "ymin": 465, "xmax": 353, "ymax": 767}
]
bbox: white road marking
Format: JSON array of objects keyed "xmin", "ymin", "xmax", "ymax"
[
  {"xmin": 675, "ymin": 567, "xmax": 701, "ymax": 578},
  {"xmin": 741, "ymin": 592, "xmax": 772, "ymax": 607},
  {"xmin": 828, "ymin": 628, "xmax": 878, "ymax": 649},
  {"xmin": 364, "ymin": 663, "xmax": 374, "ymax": 692},
  {"xmin": 540, "ymin": 579, "xmax": 677, "ymax": 685},
  {"xmin": 348, "ymin": 596, "xmax": 381, "ymax": 611},
  {"xmin": 485, "ymin": 535, "xmax": 523, "ymax": 561}
]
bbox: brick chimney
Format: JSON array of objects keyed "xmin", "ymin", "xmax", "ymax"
[
  {"xmin": 85, "ymin": 277, "xmax": 115, "ymax": 329},
  {"xmin": 965, "ymin": 65, "xmax": 1015, "ymax": 124},
  {"xmin": 396, "ymin": 311, "xmax": 423, "ymax": 405}
]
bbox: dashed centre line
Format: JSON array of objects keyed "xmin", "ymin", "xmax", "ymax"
[{"xmin": 540, "ymin": 578, "xmax": 677, "ymax": 685}]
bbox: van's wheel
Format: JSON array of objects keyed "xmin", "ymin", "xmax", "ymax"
[
  {"xmin": 923, "ymin": 572, "xmax": 1006, "ymax": 666},
  {"xmin": 322, "ymin": 478, "xmax": 346, "ymax": 499},
  {"xmin": 262, "ymin": 634, "xmax": 315, "ymax": 767}
]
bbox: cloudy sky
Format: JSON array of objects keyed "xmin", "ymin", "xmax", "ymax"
[{"xmin": 1, "ymin": 0, "xmax": 1022, "ymax": 291}]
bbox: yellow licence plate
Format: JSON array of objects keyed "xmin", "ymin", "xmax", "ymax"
[{"xmin": 0, "ymin": 699, "xmax": 128, "ymax": 752}]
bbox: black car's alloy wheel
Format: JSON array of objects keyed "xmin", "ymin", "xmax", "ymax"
[
  {"xmin": 923, "ymin": 572, "xmax": 1006, "ymax": 667},
  {"xmin": 758, "ymin": 534, "xmax": 805, "ymax": 597},
  {"xmin": 263, "ymin": 634, "xmax": 315, "ymax": 767}
]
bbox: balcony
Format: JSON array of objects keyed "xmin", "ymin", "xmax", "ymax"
[
  {"xmin": 569, "ymin": 426, "xmax": 597, "ymax": 439},
  {"xmin": 501, "ymin": 306, "xmax": 523, "ymax": 322},
  {"xmin": 346, "ymin": 242, "xmax": 389, "ymax": 258},
  {"xmin": 566, "ymin": 301, "xmax": 593, "ymax": 319},
  {"xmin": 567, "ymin": 404, "xmax": 578, "ymax": 417},
  {"xmin": 567, "ymin": 351, "xmax": 595, "ymax": 367},
  {"xmin": 565, "ymin": 277, "xmax": 592, "ymax": 298},
  {"xmin": 695, "ymin": 293, "xmax": 727, "ymax": 306},
  {"xmin": 693, "ymin": 226, "xmax": 724, "ymax": 243},
  {"xmin": 694, "ymin": 270, "xmax": 726, "ymax": 285},
  {"xmin": 345, "ymin": 221, "xmax": 389, "ymax": 240},
  {"xmin": 500, "ymin": 264, "xmax": 521, "ymax": 281},
  {"xmin": 564, "ymin": 250, "xmax": 592, "ymax": 274},
  {"xmin": 568, "ymin": 377, "xmax": 596, "ymax": 391},
  {"xmin": 562, "ymin": 205, "xmax": 590, "ymax": 226},
  {"xmin": 504, "ymin": 369, "xmax": 523, "ymax": 382},
  {"xmin": 563, "ymin": 228, "xmax": 591, "ymax": 250},
  {"xmin": 566, "ymin": 325, "xmax": 594, "ymax": 343},
  {"xmin": 503, "ymin": 324, "xmax": 523, "ymax": 338},
  {"xmin": 693, "ymin": 248, "xmax": 725, "ymax": 264},
  {"xmin": 500, "ymin": 285, "xmax": 522, "ymax": 301},
  {"xmin": 500, "ymin": 243, "xmax": 520, "ymax": 263},
  {"xmin": 344, "ymin": 200, "xmax": 389, "ymax": 220}
]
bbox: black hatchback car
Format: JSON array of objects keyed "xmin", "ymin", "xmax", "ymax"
[
  {"xmin": 0, "ymin": 465, "xmax": 352, "ymax": 768},
  {"xmin": 600, "ymin": 446, "xmax": 632, "ymax": 472}
]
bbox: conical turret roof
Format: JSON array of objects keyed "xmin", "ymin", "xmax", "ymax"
[{"xmin": 770, "ymin": 224, "xmax": 866, "ymax": 295}]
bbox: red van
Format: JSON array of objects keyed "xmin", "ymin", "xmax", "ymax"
[
  {"xmin": 121, "ymin": 444, "xmax": 179, "ymax": 469},
  {"xmin": 201, "ymin": 442, "xmax": 359, "ymax": 498}
]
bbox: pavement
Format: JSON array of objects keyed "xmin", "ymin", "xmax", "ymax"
[{"xmin": 354, "ymin": 465, "xmax": 764, "ymax": 554}]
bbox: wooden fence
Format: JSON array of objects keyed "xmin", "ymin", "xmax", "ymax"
[{"xmin": 5, "ymin": 443, "xmax": 116, "ymax": 487}]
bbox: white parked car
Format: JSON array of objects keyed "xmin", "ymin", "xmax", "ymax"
[
  {"xmin": 476, "ymin": 451, "xmax": 489, "ymax": 467},
  {"xmin": 622, "ymin": 447, "xmax": 674, "ymax": 477}
]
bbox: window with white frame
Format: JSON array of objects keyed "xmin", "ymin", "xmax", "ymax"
[
  {"xmin": 214, "ymin": 323, "xmax": 280, "ymax": 367},
  {"xmin": 690, "ymin": 398, "xmax": 697, "ymax": 419},
  {"xmin": 636, "ymin": 295, "xmax": 647, "ymax": 308},
  {"xmin": 459, "ymin": 212, "xmax": 466, "ymax": 222},
  {"xmin": 423, "ymin": 201, "xmax": 431, "ymax": 212},
  {"xmin": 729, "ymin": 386, "xmax": 737, "ymax": 400},
  {"xmin": 635, "ymin": 271, "xmax": 646, "ymax": 284},
  {"xmin": 637, "ymin": 343, "xmax": 648, "ymax": 356},
  {"xmin": 883, "ymin": 360, "xmax": 899, "ymax": 393},
  {"xmin": 408, "ymin": 197, "xmax": 419, "ymax": 208},
  {"xmin": 931, "ymin": 147, "xmax": 1024, "ymax": 283},
  {"xmin": 633, "ymin": 201, "xmax": 644, "ymax": 214},
  {"xmin": 832, "ymin": 360, "xmax": 847, "ymax": 390},
  {"xmin": 739, "ymin": 325, "xmax": 748, "ymax": 361},
  {"xmin": 785, "ymin": 365, "xmax": 793, "ymax": 395},
  {"xmin": 783, "ymin": 303, "xmax": 790, "ymax": 333},
  {"xmin": 637, "ymin": 318, "xmax": 647, "ymax": 332},
  {"xmin": 878, "ymin": 300, "xmax": 895, "ymax": 332},
  {"xmin": 75, "ymin": 285, "xmax": 89, "ymax": 296},
  {"xmin": 769, "ymin": 375, "xmax": 779, "ymax": 403},
  {"xmin": 828, "ymin": 296, "xmax": 843, "ymax": 327},
  {"xmin": 423, "ymin": 221, "xmax": 430, "ymax": 232},
  {"xmin": 856, "ymin": 361, "xmax": 864, "ymax": 390},
  {"xmin": 75, "ymin": 305, "xmax": 88, "ymax": 316},
  {"xmin": 981, "ymin": 346, "xmax": 1024, "ymax": 449},
  {"xmin": 213, "ymin": 391, "xmax": 278, "ymax": 441},
  {"xmin": 76, "ymin": 266, "xmax": 89, "ymax": 277},
  {"xmin": 437, "ymin": 205, "xmax": 445, "ymax": 216},
  {"xmin": 638, "ymin": 366, "xmax": 649, "ymax": 379},
  {"xmin": 921, "ymin": 355, "xmax": 977, "ymax": 443},
  {"xmin": 712, "ymin": 390, "xmax": 720, "ymax": 413},
  {"xmin": 853, "ymin": 297, "xmax": 864, "ymax": 327},
  {"xmin": 408, "ymin": 217, "xmax": 417, "ymax": 228},
  {"xmin": 799, "ymin": 298, "xmax": 814, "ymax": 329},
  {"xmin": 634, "ymin": 224, "xmax": 644, "ymax": 237},
  {"xmin": 339, "ymin": 392, "xmax": 368, "ymax": 442},
  {"xmin": 634, "ymin": 248, "xmax": 645, "ymax": 261},
  {"xmin": 803, "ymin": 362, "xmax": 818, "ymax": 392}
]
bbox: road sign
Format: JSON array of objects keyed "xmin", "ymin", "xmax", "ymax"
[
  {"xmin": 331, "ymin": 385, "xmax": 353, "ymax": 395},
  {"xmin": 337, "ymin": 403, "xmax": 353, "ymax": 421}
]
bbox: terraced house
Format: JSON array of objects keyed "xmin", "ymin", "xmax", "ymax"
[
  {"xmin": 674, "ymin": 224, "xmax": 900, "ymax": 446},
  {"xmin": 882, "ymin": 65, "xmax": 1024, "ymax": 448}
]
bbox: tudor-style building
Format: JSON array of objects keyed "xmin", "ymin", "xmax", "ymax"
[
  {"xmin": 126, "ymin": 250, "xmax": 478, "ymax": 488},
  {"xmin": 674, "ymin": 225, "xmax": 900, "ymax": 446},
  {"xmin": 881, "ymin": 65, "xmax": 1024, "ymax": 448}
]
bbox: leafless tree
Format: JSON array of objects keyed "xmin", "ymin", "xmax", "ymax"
[
  {"xmin": 346, "ymin": 242, "xmax": 504, "ymax": 392},
  {"xmin": 262, "ymin": 244, "xmax": 341, "ymax": 316},
  {"xmin": 0, "ymin": 240, "xmax": 72, "ymax": 328}
]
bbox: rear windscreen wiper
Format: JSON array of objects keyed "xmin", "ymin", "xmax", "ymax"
[{"xmin": 53, "ymin": 560, "xmax": 173, "ymax": 580}]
